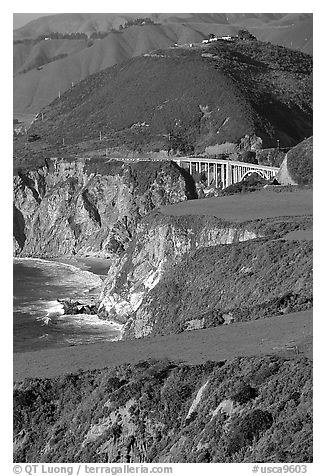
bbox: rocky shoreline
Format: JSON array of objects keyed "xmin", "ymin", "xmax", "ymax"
[{"xmin": 57, "ymin": 298, "xmax": 98, "ymax": 316}]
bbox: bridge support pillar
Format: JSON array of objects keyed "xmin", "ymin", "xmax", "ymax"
[
  {"xmin": 221, "ymin": 164, "xmax": 225, "ymax": 189},
  {"xmin": 226, "ymin": 162, "xmax": 232, "ymax": 187},
  {"xmin": 235, "ymin": 166, "xmax": 239, "ymax": 183},
  {"xmin": 174, "ymin": 158, "xmax": 279, "ymax": 190}
]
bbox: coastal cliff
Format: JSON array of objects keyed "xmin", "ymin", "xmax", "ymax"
[
  {"xmin": 98, "ymin": 211, "xmax": 312, "ymax": 338},
  {"xmin": 13, "ymin": 159, "xmax": 196, "ymax": 257},
  {"xmin": 98, "ymin": 212, "xmax": 260, "ymax": 324}
]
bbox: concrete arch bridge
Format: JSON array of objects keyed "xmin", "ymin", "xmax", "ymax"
[{"xmin": 174, "ymin": 157, "xmax": 279, "ymax": 190}]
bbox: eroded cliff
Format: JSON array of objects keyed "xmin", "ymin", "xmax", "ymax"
[
  {"xmin": 13, "ymin": 159, "xmax": 196, "ymax": 257},
  {"xmin": 98, "ymin": 211, "xmax": 312, "ymax": 338}
]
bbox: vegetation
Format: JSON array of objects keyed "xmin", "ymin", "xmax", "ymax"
[
  {"xmin": 287, "ymin": 137, "xmax": 313, "ymax": 185},
  {"xmin": 14, "ymin": 32, "xmax": 89, "ymax": 45},
  {"xmin": 238, "ymin": 29, "xmax": 257, "ymax": 41},
  {"xmin": 138, "ymin": 238, "xmax": 312, "ymax": 337},
  {"xmin": 13, "ymin": 355, "xmax": 312, "ymax": 463},
  {"xmin": 14, "ymin": 38, "xmax": 312, "ymax": 162},
  {"xmin": 119, "ymin": 18, "xmax": 156, "ymax": 30},
  {"xmin": 239, "ymin": 150, "xmax": 258, "ymax": 164},
  {"xmin": 256, "ymin": 148, "xmax": 286, "ymax": 167},
  {"xmin": 19, "ymin": 53, "xmax": 69, "ymax": 75},
  {"xmin": 220, "ymin": 173, "xmax": 268, "ymax": 196},
  {"xmin": 82, "ymin": 159, "xmax": 196, "ymax": 199}
]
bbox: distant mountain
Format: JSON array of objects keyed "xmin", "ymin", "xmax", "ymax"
[
  {"xmin": 14, "ymin": 38, "xmax": 312, "ymax": 165},
  {"xmin": 13, "ymin": 13, "xmax": 313, "ymax": 115}
]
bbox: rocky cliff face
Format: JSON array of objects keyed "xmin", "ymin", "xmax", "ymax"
[
  {"xmin": 13, "ymin": 159, "xmax": 196, "ymax": 257},
  {"xmin": 98, "ymin": 211, "xmax": 312, "ymax": 339},
  {"xmin": 276, "ymin": 155, "xmax": 298, "ymax": 186},
  {"xmin": 98, "ymin": 212, "xmax": 261, "ymax": 333}
]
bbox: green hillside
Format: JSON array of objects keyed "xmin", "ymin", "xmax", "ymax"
[
  {"xmin": 13, "ymin": 13, "xmax": 312, "ymax": 116},
  {"xmin": 139, "ymin": 238, "xmax": 312, "ymax": 337},
  {"xmin": 16, "ymin": 38, "xmax": 311, "ymax": 161},
  {"xmin": 14, "ymin": 354, "xmax": 312, "ymax": 463}
]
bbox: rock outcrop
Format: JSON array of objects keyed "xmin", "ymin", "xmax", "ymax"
[
  {"xmin": 13, "ymin": 158, "xmax": 197, "ymax": 257},
  {"xmin": 276, "ymin": 154, "xmax": 298, "ymax": 185},
  {"xmin": 277, "ymin": 136, "xmax": 313, "ymax": 186}
]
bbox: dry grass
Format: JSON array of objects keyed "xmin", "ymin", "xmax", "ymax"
[
  {"xmin": 13, "ymin": 310, "xmax": 312, "ymax": 381},
  {"xmin": 160, "ymin": 189, "xmax": 312, "ymax": 222}
]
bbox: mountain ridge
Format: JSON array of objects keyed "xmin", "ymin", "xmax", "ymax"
[
  {"xmin": 14, "ymin": 38, "xmax": 311, "ymax": 163},
  {"xmin": 13, "ymin": 13, "xmax": 312, "ymax": 115}
]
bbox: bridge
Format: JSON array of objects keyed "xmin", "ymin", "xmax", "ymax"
[{"xmin": 173, "ymin": 157, "xmax": 280, "ymax": 189}]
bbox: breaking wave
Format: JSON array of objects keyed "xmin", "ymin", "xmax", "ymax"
[{"xmin": 13, "ymin": 258, "xmax": 120, "ymax": 352}]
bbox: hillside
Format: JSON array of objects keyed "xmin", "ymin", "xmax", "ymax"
[
  {"xmin": 13, "ymin": 13, "xmax": 312, "ymax": 44},
  {"xmin": 95, "ymin": 187, "xmax": 312, "ymax": 340},
  {"xmin": 14, "ymin": 38, "xmax": 312, "ymax": 162},
  {"xmin": 13, "ymin": 13, "xmax": 312, "ymax": 115},
  {"xmin": 128, "ymin": 238, "xmax": 312, "ymax": 338},
  {"xmin": 286, "ymin": 136, "xmax": 313, "ymax": 185},
  {"xmin": 14, "ymin": 352, "xmax": 312, "ymax": 463}
]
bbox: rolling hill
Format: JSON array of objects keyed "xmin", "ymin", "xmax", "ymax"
[
  {"xmin": 15, "ymin": 37, "xmax": 312, "ymax": 164},
  {"xmin": 13, "ymin": 13, "xmax": 313, "ymax": 116}
]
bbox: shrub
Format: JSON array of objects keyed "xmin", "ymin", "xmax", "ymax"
[
  {"xmin": 227, "ymin": 409, "xmax": 273, "ymax": 455},
  {"xmin": 240, "ymin": 150, "xmax": 258, "ymax": 164},
  {"xmin": 231, "ymin": 383, "xmax": 258, "ymax": 405},
  {"xmin": 221, "ymin": 172, "xmax": 268, "ymax": 195},
  {"xmin": 238, "ymin": 29, "xmax": 257, "ymax": 41}
]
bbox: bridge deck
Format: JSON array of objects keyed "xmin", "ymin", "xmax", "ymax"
[{"xmin": 175, "ymin": 157, "xmax": 280, "ymax": 172}]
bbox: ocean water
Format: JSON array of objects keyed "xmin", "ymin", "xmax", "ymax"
[{"xmin": 13, "ymin": 258, "xmax": 121, "ymax": 353}]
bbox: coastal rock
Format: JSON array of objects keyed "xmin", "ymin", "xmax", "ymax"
[
  {"xmin": 13, "ymin": 158, "xmax": 196, "ymax": 258},
  {"xmin": 58, "ymin": 299, "xmax": 98, "ymax": 315}
]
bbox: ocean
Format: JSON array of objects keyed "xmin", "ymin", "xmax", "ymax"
[{"xmin": 13, "ymin": 258, "xmax": 121, "ymax": 353}]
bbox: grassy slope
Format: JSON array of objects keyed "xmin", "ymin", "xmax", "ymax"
[
  {"xmin": 143, "ymin": 239, "xmax": 312, "ymax": 336},
  {"xmin": 160, "ymin": 189, "xmax": 313, "ymax": 221},
  {"xmin": 13, "ymin": 310, "xmax": 312, "ymax": 381},
  {"xmin": 15, "ymin": 38, "xmax": 312, "ymax": 161},
  {"xmin": 13, "ymin": 39, "xmax": 88, "ymax": 75},
  {"xmin": 13, "ymin": 14, "xmax": 312, "ymax": 115}
]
